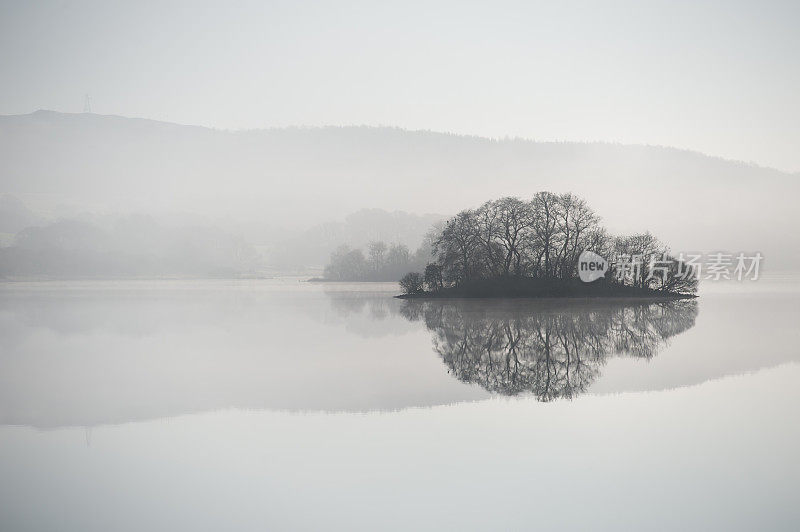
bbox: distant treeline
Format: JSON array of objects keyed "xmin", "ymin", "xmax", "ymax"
[
  {"xmin": 323, "ymin": 240, "xmax": 433, "ymax": 282},
  {"xmin": 268, "ymin": 209, "xmax": 444, "ymax": 270},
  {"xmin": 0, "ymin": 216, "xmax": 261, "ymax": 278},
  {"xmin": 399, "ymin": 192, "xmax": 698, "ymax": 295}
]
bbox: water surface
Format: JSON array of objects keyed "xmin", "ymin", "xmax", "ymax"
[{"xmin": 1, "ymin": 278, "xmax": 798, "ymax": 530}]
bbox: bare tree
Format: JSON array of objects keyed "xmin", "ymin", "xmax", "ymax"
[
  {"xmin": 531, "ymin": 192, "xmax": 561, "ymax": 278},
  {"xmin": 614, "ymin": 232, "xmax": 666, "ymax": 288},
  {"xmin": 474, "ymin": 201, "xmax": 505, "ymax": 277},
  {"xmin": 493, "ymin": 197, "xmax": 535, "ymax": 276},
  {"xmin": 656, "ymin": 255, "xmax": 699, "ymax": 294},
  {"xmin": 555, "ymin": 193, "xmax": 599, "ymax": 279},
  {"xmin": 434, "ymin": 210, "xmax": 481, "ymax": 285}
]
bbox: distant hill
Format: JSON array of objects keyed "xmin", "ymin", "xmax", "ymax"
[
  {"xmin": 0, "ymin": 194, "xmax": 40, "ymax": 233},
  {"xmin": 1, "ymin": 110, "xmax": 798, "ymax": 268}
]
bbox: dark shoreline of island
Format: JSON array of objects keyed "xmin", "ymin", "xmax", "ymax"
[{"xmin": 394, "ymin": 278, "xmax": 697, "ymax": 300}]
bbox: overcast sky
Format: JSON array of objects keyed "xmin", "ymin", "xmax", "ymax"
[{"xmin": 1, "ymin": 0, "xmax": 798, "ymax": 172}]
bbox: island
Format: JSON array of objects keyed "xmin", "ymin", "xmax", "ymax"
[{"xmin": 396, "ymin": 192, "xmax": 699, "ymax": 299}]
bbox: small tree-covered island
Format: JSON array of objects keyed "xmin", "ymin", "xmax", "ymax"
[{"xmin": 397, "ymin": 192, "xmax": 698, "ymax": 299}]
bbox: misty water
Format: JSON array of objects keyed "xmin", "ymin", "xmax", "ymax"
[{"xmin": 1, "ymin": 277, "xmax": 799, "ymax": 530}]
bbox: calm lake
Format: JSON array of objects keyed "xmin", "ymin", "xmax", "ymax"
[{"xmin": 1, "ymin": 277, "xmax": 799, "ymax": 530}]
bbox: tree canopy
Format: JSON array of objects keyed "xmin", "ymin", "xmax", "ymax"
[{"xmin": 413, "ymin": 192, "xmax": 698, "ymax": 294}]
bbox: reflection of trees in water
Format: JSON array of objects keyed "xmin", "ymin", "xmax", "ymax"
[
  {"xmin": 400, "ymin": 299, "xmax": 698, "ymax": 401},
  {"xmin": 324, "ymin": 290, "xmax": 400, "ymax": 321},
  {"xmin": 322, "ymin": 288, "xmax": 420, "ymax": 338}
]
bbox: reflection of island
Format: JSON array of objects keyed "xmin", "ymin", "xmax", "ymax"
[{"xmin": 400, "ymin": 299, "xmax": 698, "ymax": 401}]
